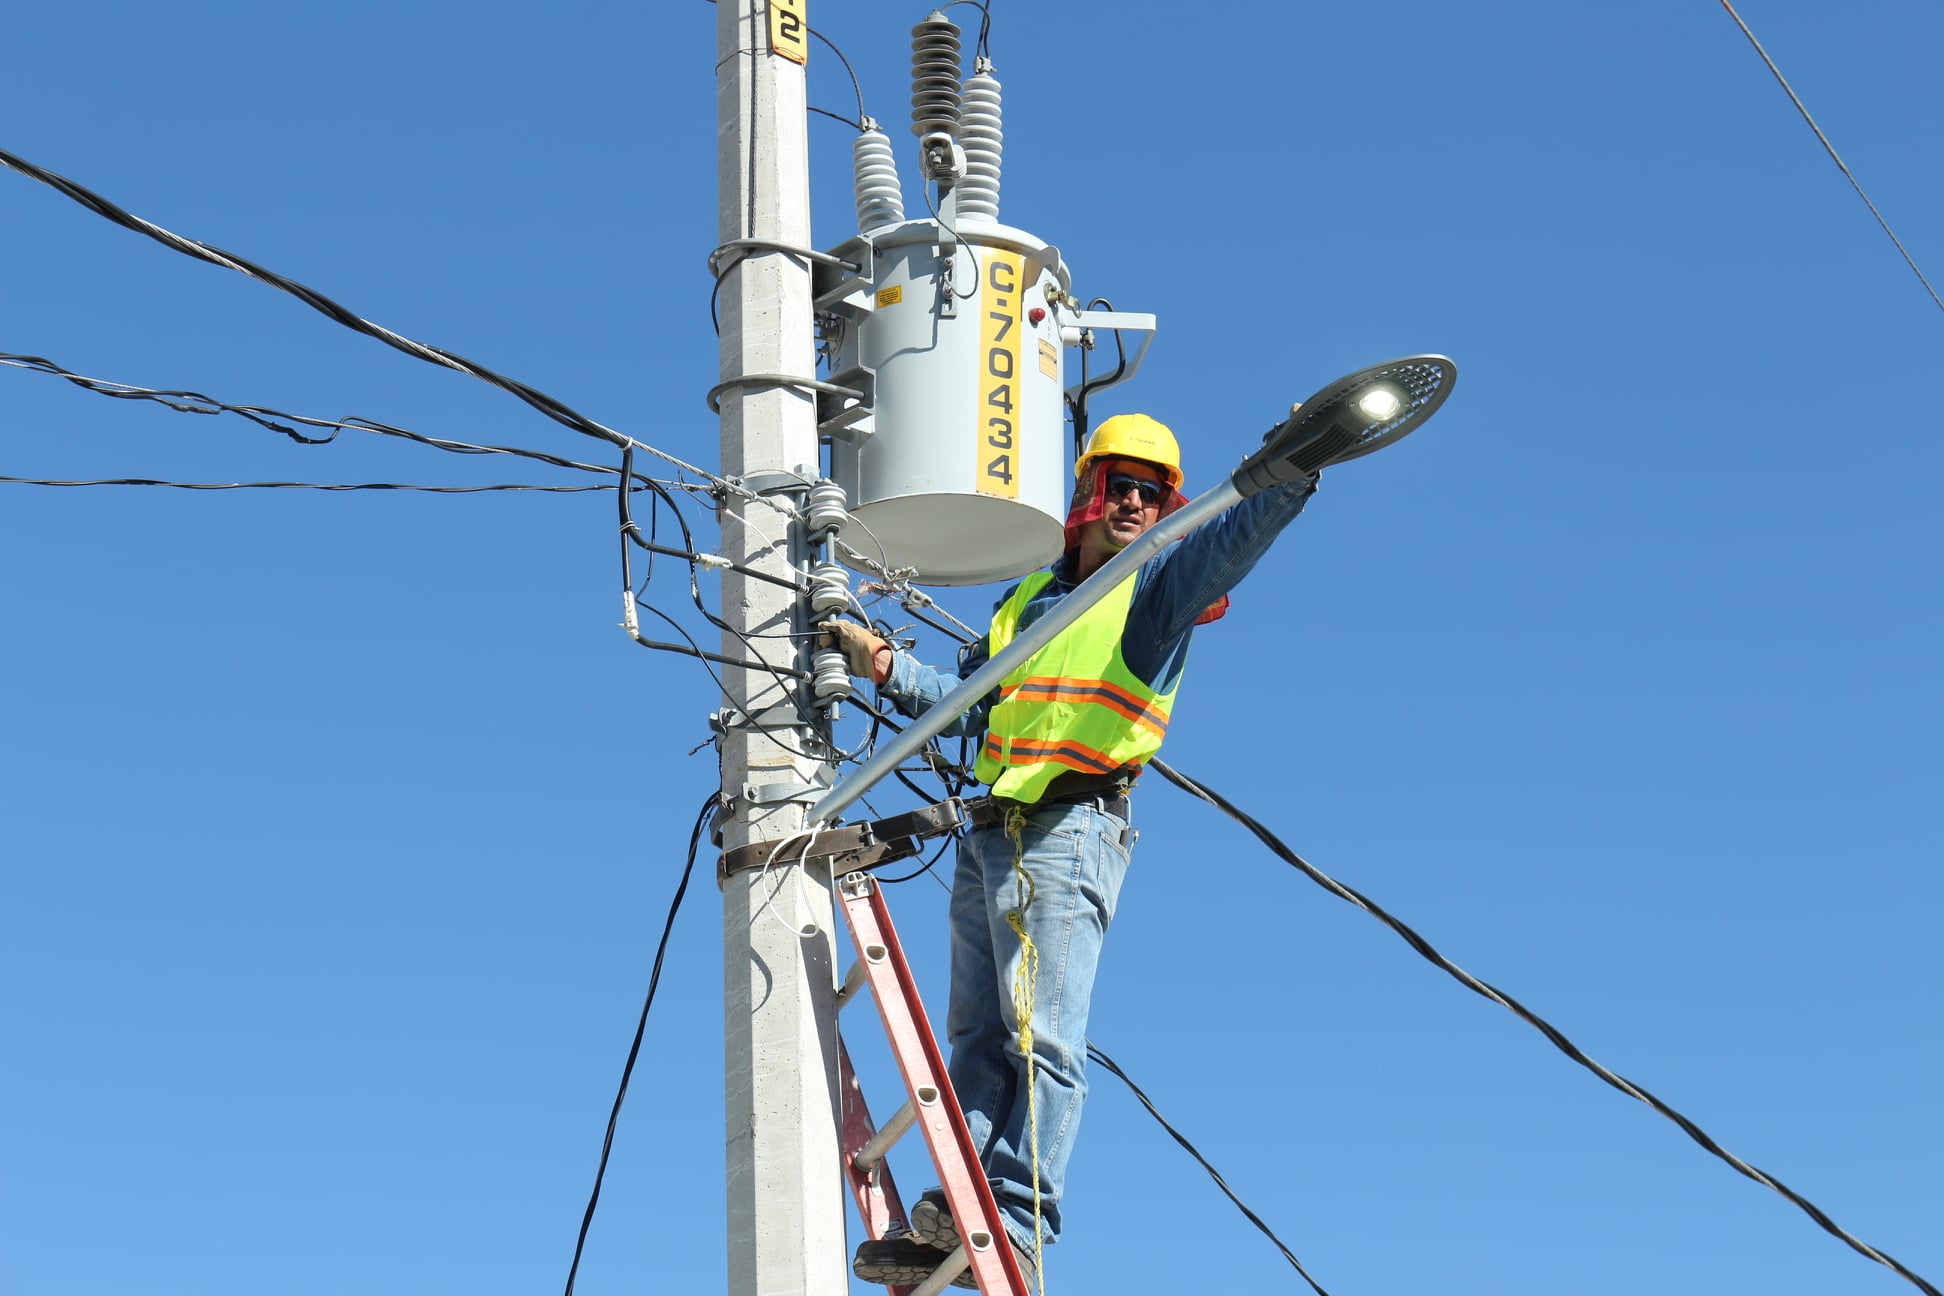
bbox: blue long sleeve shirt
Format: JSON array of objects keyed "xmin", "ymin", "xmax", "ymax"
[{"xmin": 877, "ymin": 476, "xmax": 1318, "ymax": 739}]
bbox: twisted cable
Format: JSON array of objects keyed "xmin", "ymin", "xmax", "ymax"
[{"xmin": 1149, "ymin": 757, "xmax": 1940, "ymax": 1296}]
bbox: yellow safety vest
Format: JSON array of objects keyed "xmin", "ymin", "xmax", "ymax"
[{"xmin": 974, "ymin": 569, "xmax": 1182, "ymax": 803}]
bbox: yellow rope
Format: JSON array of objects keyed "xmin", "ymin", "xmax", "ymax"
[{"xmin": 1002, "ymin": 806, "xmax": 1046, "ymax": 1295}]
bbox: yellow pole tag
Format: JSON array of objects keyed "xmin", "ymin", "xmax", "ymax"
[
  {"xmin": 770, "ymin": 0, "xmax": 807, "ymax": 64},
  {"xmin": 976, "ymin": 249, "xmax": 1025, "ymax": 500}
]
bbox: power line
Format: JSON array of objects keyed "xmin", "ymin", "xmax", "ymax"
[
  {"xmin": 1086, "ymin": 1042, "xmax": 1330, "ymax": 1296},
  {"xmin": 1149, "ymin": 756, "xmax": 1941, "ymax": 1296},
  {"xmin": 0, "ymin": 148, "xmax": 751, "ymax": 497},
  {"xmin": 562, "ymin": 789, "xmax": 718, "ymax": 1296},
  {"xmin": 0, "ymin": 475, "xmax": 611, "ymax": 493},
  {"xmin": 1, "ymin": 350, "xmax": 624, "ymax": 477},
  {"xmin": 1719, "ymin": 1, "xmax": 1944, "ymax": 316}
]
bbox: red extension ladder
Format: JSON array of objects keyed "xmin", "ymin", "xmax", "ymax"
[{"xmin": 834, "ymin": 870, "xmax": 1033, "ymax": 1296}]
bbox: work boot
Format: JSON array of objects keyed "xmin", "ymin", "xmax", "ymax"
[
  {"xmin": 909, "ymin": 1189, "xmax": 961, "ymax": 1250},
  {"xmin": 852, "ymin": 1235, "xmax": 952, "ymax": 1287},
  {"xmin": 851, "ymin": 1232, "xmax": 1039, "ymax": 1291}
]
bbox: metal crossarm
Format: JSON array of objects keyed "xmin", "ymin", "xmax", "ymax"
[{"xmin": 835, "ymin": 872, "xmax": 1032, "ymax": 1296}]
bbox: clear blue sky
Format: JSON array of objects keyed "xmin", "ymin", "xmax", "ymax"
[{"xmin": 4, "ymin": 3, "xmax": 1939, "ymax": 1294}]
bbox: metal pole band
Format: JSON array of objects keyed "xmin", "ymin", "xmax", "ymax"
[
  {"xmin": 709, "ymin": 238, "xmax": 861, "ymax": 277},
  {"xmin": 706, "ymin": 373, "xmax": 863, "ymax": 414}
]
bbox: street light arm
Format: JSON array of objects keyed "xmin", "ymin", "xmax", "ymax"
[
  {"xmin": 806, "ymin": 482, "xmax": 1241, "ymax": 826},
  {"xmin": 810, "ymin": 353, "xmax": 1459, "ymax": 828}
]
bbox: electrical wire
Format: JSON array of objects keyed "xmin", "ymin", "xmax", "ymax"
[
  {"xmin": 1086, "ymin": 1042, "xmax": 1330, "ymax": 1296},
  {"xmin": 944, "ymin": 0, "xmax": 994, "ymax": 60},
  {"xmin": 1147, "ymin": 756, "xmax": 1941, "ymax": 1296},
  {"xmin": 561, "ymin": 789, "xmax": 718, "ymax": 1296},
  {"xmin": 1, "ymin": 350, "xmax": 625, "ymax": 476},
  {"xmin": 618, "ymin": 468, "xmax": 848, "ymax": 762},
  {"xmin": 809, "ymin": 24, "xmax": 866, "ymax": 125},
  {"xmin": 861, "ymin": 578, "xmax": 985, "ymax": 645},
  {"xmin": 848, "ymin": 589, "xmax": 1936, "ymax": 1291},
  {"xmin": 872, "ymin": 830, "xmax": 956, "ymax": 887},
  {"xmin": 628, "ymin": 597, "xmax": 844, "ymax": 765},
  {"xmin": 1069, "ymin": 296, "xmax": 1128, "ymax": 458},
  {"xmin": 848, "ymin": 692, "xmax": 966, "ymax": 799},
  {"xmin": 608, "ymin": 445, "xmax": 853, "ymax": 766},
  {"xmin": 921, "ymin": 184, "xmax": 984, "ymax": 302},
  {"xmin": 630, "ymin": 629, "xmax": 808, "ymax": 679},
  {"xmin": 0, "ymin": 148, "xmax": 752, "ymax": 498},
  {"xmin": 0, "ymin": 475, "xmax": 612, "ymax": 493},
  {"xmin": 1718, "ymin": 1, "xmax": 1944, "ymax": 316},
  {"xmin": 809, "ymin": 105, "xmax": 865, "ymax": 130}
]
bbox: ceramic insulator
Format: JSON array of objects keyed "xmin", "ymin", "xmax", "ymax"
[
  {"xmin": 808, "ymin": 562, "xmax": 852, "ymax": 617},
  {"xmin": 803, "ymin": 481, "xmax": 850, "ymax": 540},
  {"xmin": 957, "ymin": 66, "xmax": 1002, "ymax": 224},
  {"xmin": 909, "ymin": 13, "xmax": 963, "ymax": 139},
  {"xmin": 852, "ymin": 126, "xmax": 906, "ymax": 232},
  {"xmin": 812, "ymin": 649, "xmax": 854, "ymax": 701}
]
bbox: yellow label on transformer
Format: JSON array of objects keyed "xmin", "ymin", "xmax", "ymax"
[
  {"xmin": 876, "ymin": 284, "xmax": 903, "ymax": 308},
  {"xmin": 1038, "ymin": 338, "xmax": 1058, "ymax": 378},
  {"xmin": 770, "ymin": 0, "xmax": 807, "ymax": 64},
  {"xmin": 976, "ymin": 249, "xmax": 1025, "ymax": 500}
]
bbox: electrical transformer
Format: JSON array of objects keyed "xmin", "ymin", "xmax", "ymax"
[{"xmin": 814, "ymin": 14, "xmax": 1154, "ymax": 587}]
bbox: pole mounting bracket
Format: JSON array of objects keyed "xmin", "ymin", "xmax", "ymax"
[{"xmin": 717, "ymin": 797, "xmax": 967, "ymax": 886}]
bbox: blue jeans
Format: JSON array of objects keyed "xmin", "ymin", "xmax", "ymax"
[{"xmin": 943, "ymin": 800, "xmax": 1133, "ymax": 1250}]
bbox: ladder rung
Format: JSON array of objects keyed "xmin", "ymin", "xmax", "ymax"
[
  {"xmin": 836, "ymin": 957, "xmax": 869, "ymax": 1011},
  {"xmin": 908, "ymin": 1244, "xmax": 971, "ymax": 1296},
  {"xmin": 852, "ymin": 1085, "xmax": 935, "ymax": 1171}
]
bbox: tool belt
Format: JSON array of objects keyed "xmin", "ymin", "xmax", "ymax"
[{"xmin": 966, "ymin": 788, "xmax": 1131, "ymax": 831}]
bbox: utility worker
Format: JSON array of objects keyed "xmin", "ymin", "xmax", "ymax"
[{"xmin": 832, "ymin": 413, "xmax": 1318, "ymax": 1289}]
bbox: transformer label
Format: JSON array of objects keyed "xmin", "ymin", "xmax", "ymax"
[
  {"xmin": 1038, "ymin": 338, "xmax": 1058, "ymax": 378},
  {"xmin": 976, "ymin": 249, "xmax": 1025, "ymax": 500},
  {"xmin": 769, "ymin": 0, "xmax": 807, "ymax": 64},
  {"xmin": 876, "ymin": 284, "xmax": 903, "ymax": 308}
]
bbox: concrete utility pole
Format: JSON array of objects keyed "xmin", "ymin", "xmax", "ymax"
[{"xmin": 713, "ymin": 2, "xmax": 846, "ymax": 1294}]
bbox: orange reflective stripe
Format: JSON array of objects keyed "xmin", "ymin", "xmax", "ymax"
[
  {"xmin": 1001, "ymin": 675, "xmax": 1171, "ymax": 738},
  {"xmin": 982, "ymin": 732, "xmax": 1122, "ymax": 777}
]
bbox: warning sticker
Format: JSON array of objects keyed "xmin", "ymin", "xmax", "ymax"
[
  {"xmin": 770, "ymin": 0, "xmax": 807, "ymax": 64},
  {"xmin": 1038, "ymin": 338, "xmax": 1058, "ymax": 378},
  {"xmin": 976, "ymin": 250, "xmax": 1025, "ymax": 500},
  {"xmin": 876, "ymin": 284, "xmax": 903, "ymax": 308}
]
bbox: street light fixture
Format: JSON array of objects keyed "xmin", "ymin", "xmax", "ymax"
[{"xmin": 1233, "ymin": 355, "xmax": 1457, "ymax": 495}]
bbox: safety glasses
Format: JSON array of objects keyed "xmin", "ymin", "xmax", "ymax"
[{"xmin": 1103, "ymin": 472, "xmax": 1167, "ymax": 507}]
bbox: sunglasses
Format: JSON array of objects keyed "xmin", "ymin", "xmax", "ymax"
[{"xmin": 1104, "ymin": 472, "xmax": 1168, "ymax": 507}]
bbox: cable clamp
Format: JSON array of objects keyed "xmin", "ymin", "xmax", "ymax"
[
  {"xmin": 709, "ymin": 703, "xmax": 811, "ymax": 736},
  {"xmin": 725, "ymin": 466, "xmax": 821, "ymax": 499},
  {"xmin": 740, "ymin": 774, "xmax": 833, "ymax": 808},
  {"xmin": 722, "ymin": 773, "xmax": 836, "ymax": 827}
]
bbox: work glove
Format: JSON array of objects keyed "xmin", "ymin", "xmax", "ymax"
[{"xmin": 819, "ymin": 619, "xmax": 888, "ymax": 679}]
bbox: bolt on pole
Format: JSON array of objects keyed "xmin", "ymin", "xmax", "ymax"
[{"xmin": 713, "ymin": 2, "xmax": 847, "ymax": 1293}]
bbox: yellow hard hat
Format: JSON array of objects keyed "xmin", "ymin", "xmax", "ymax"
[{"xmin": 1076, "ymin": 414, "xmax": 1183, "ymax": 490}]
